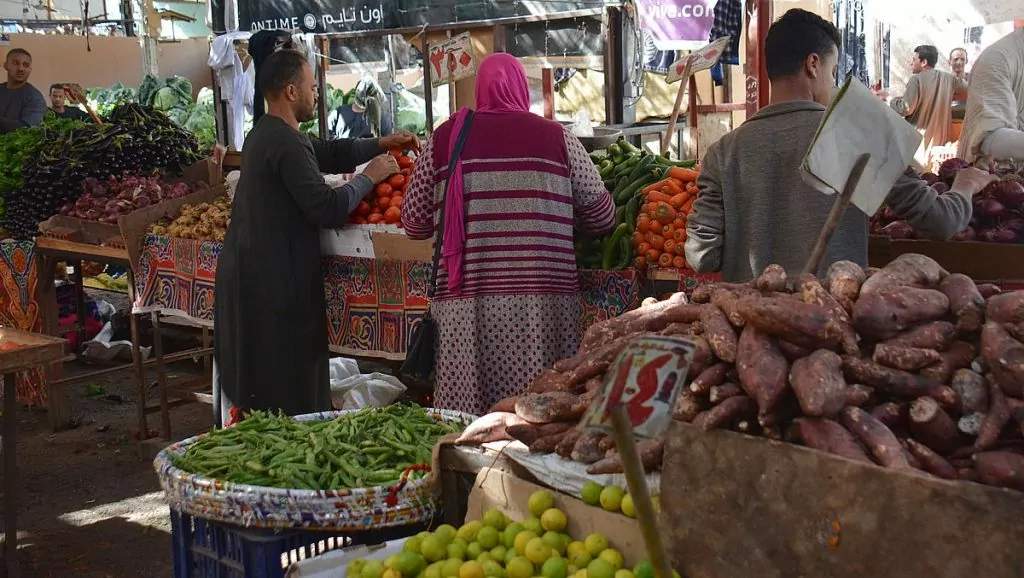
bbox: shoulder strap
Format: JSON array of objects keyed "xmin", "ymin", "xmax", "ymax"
[{"xmin": 428, "ymin": 111, "xmax": 475, "ymax": 298}]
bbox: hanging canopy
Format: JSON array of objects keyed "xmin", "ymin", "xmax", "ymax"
[{"xmin": 864, "ymin": 0, "xmax": 1021, "ymax": 26}]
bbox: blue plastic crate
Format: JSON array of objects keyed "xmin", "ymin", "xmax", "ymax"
[{"xmin": 170, "ymin": 509, "xmax": 430, "ymax": 578}]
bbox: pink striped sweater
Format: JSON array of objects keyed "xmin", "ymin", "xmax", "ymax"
[{"xmin": 402, "ymin": 111, "xmax": 615, "ymax": 300}]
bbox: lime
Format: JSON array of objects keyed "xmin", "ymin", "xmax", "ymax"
[
  {"xmin": 386, "ymin": 555, "xmax": 403, "ymax": 570},
  {"xmin": 362, "ymin": 560, "xmax": 385, "ymax": 578},
  {"xmin": 587, "ymin": 559, "xmax": 615, "ymax": 578},
  {"xmin": 398, "ymin": 552, "xmax": 427, "ymax": 577},
  {"xmin": 583, "ymin": 535, "xmax": 608, "ymax": 558},
  {"xmin": 476, "ymin": 552, "xmax": 494, "ymax": 564},
  {"xmin": 541, "ymin": 556, "xmax": 568, "ymax": 578},
  {"xmin": 436, "ymin": 525, "xmax": 458, "ymax": 543},
  {"xmin": 349, "ymin": 560, "xmax": 367, "ymax": 578},
  {"xmin": 405, "ymin": 537, "xmax": 424, "ymax": 554},
  {"xmin": 580, "ymin": 481, "xmax": 603, "ymax": 506},
  {"xmin": 384, "ymin": 568, "xmax": 403, "ymax": 578},
  {"xmin": 441, "ymin": 559, "xmax": 463, "ymax": 578},
  {"xmin": 483, "ymin": 508, "xmax": 508, "ymax": 530},
  {"xmin": 504, "ymin": 548, "xmax": 518, "ymax": 565},
  {"xmin": 457, "ymin": 522, "xmax": 483, "ymax": 543},
  {"xmin": 598, "ymin": 550, "xmax": 624, "ymax": 571},
  {"xmin": 477, "ymin": 526, "xmax": 500, "ymax": 550},
  {"xmin": 514, "ymin": 531, "xmax": 538, "ymax": 556},
  {"xmin": 418, "ymin": 531, "xmax": 432, "ymax": 540},
  {"xmin": 619, "ymin": 494, "xmax": 635, "ymax": 518},
  {"xmin": 421, "ymin": 535, "xmax": 448, "ymax": 563},
  {"xmin": 503, "ymin": 523, "xmax": 524, "ymax": 549},
  {"xmin": 466, "ymin": 542, "xmax": 483, "ymax": 560},
  {"xmin": 574, "ymin": 570, "xmax": 589, "ymax": 578},
  {"xmin": 567, "ymin": 566, "xmax": 578, "ymax": 576},
  {"xmin": 506, "ymin": 556, "xmax": 534, "ymax": 578},
  {"xmin": 540, "ymin": 509, "xmax": 568, "ymax": 533},
  {"xmin": 614, "ymin": 571, "xmax": 634, "ymax": 578},
  {"xmin": 528, "ymin": 490, "xmax": 555, "ymax": 517},
  {"xmin": 425, "ymin": 563, "xmax": 443, "ymax": 578},
  {"xmin": 541, "ymin": 532, "xmax": 567, "ymax": 556},
  {"xmin": 524, "ymin": 538, "xmax": 552, "ymax": 566},
  {"xmin": 522, "ymin": 516, "xmax": 543, "ymax": 535},
  {"xmin": 482, "ymin": 560, "xmax": 505, "ymax": 578},
  {"xmin": 599, "ymin": 487, "xmax": 625, "ymax": 513},
  {"xmin": 566, "ymin": 542, "xmax": 591, "ymax": 568},
  {"xmin": 459, "ymin": 561, "xmax": 485, "ymax": 578},
  {"xmin": 490, "ymin": 545, "xmax": 508, "ymax": 561},
  {"xmin": 632, "ymin": 559, "xmax": 653, "ymax": 578},
  {"xmin": 447, "ymin": 542, "xmax": 467, "ymax": 561}
]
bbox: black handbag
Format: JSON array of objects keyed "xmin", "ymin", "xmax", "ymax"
[{"xmin": 401, "ymin": 111, "xmax": 475, "ymax": 382}]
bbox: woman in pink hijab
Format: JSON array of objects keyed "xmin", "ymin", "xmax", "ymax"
[{"xmin": 402, "ymin": 53, "xmax": 615, "ymax": 416}]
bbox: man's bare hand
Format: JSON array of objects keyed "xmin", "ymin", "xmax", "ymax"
[
  {"xmin": 380, "ymin": 131, "xmax": 421, "ymax": 154},
  {"xmin": 362, "ymin": 154, "xmax": 400, "ymax": 184},
  {"xmin": 950, "ymin": 166, "xmax": 997, "ymax": 196}
]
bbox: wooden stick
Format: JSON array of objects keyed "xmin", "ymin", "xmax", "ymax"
[
  {"xmin": 661, "ymin": 57, "xmax": 694, "ymax": 155},
  {"xmin": 801, "ymin": 153, "xmax": 871, "ymax": 276},
  {"xmin": 609, "ymin": 405, "xmax": 674, "ymax": 578},
  {"xmin": 63, "ymin": 83, "xmax": 102, "ymax": 126}
]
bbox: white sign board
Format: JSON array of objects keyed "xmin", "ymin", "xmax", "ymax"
[
  {"xmin": 666, "ymin": 35, "xmax": 731, "ymax": 84},
  {"xmin": 427, "ymin": 32, "xmax": 477, "ymax": 87}
]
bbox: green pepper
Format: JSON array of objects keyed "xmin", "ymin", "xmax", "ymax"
[{"xmin": 601, "ymin": 223, "xmax": 631, "ymax": 269}]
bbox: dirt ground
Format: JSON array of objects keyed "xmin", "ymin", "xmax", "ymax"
[{"xmin": 3, "ymin": 287, "xmax": 215, "ymax": 577}]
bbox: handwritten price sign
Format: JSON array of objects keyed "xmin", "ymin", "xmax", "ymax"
[
  {"xmin": 581, "ymin": 335, "xmax": 696, "ymax": 439},
  {"xmin": 428, "ymin": 32, "xmax": 477, "ymax": 87}
]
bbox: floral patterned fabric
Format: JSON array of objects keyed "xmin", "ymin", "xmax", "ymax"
[{"xmin": 0, "ymin": 241, "xmax": 45, "ymax": 406}]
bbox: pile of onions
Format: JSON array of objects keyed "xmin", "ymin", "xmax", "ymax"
[{"xmin": 58, "ymin": 174, "xmax": 204, "ymax": 224}]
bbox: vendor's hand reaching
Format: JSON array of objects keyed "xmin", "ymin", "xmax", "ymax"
[
  {"xmin": 380, "ymin": 131, "xmax": 421, "ymax": 154},
  {"xmin": 362, "ymin": 154, "xmax": 400, "ymax": 184},
  {"xmin": 950, "ymin": 166, "xmax": 998, "ymax": 197}
]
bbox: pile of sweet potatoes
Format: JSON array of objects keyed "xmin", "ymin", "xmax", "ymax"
[{"xmin": 457, "ymin": 253, "xmax": 1024, "ymax": 493}]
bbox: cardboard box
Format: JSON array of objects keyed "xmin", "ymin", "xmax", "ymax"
[
  {"xmin": 182, "ymin": 155, "xmax": 225, "ymax": 186},
  {"xmin": 887, "ymin": 239, "xmax": 1024, "ymax": 281},
  {"xmin": 371, "ymin": 232, "xmax": 433, "ymax": 262}
]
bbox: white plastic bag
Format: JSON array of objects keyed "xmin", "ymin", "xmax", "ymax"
[
  {"xmin": 570, "ymin": 110, "xmax": 595, "ymax": 138},
  {"xmin": 330, "ymin": 372, "xmax": 407, "ymax": 410},
  {"xmin": 225, "ymin": 170, "xmax": 240, "ymax": 201},
  {"xmin": 328, "ymin": 357, "xmax": 360, "ymax": 382}
]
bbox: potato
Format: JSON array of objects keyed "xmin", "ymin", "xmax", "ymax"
[
  {"xmin": 736, "ymin": 325, "xmax": 790, "ymax": 423},
  {"xmin": 859, "ymin": 253, "xmax": 946, "ymax": 296},
  {"xmin": 788, "ymin": 349, "xmax": 846, "ymax": 417},
  {"xmin": 872, "ymin": 343, "xmax": 941, "ymax": 372},
  {"xmin": 825, "ymin": 260, "xmax": 865, "ymax": 314},
  {"xmin": 852, "ymin": 287, "xmax": 950, "ymax": 340}
]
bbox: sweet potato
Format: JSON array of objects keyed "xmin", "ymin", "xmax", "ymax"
[
  {"xmin": 973, "ymin": 451, "xmax": 1024, "ymax": 491},
  {"xmin": 899, "ymin": 439, "xmax": 924, "ymax": 470},
  {"xmin": 845, "ymin": 384, "xmax": 875, "ymax": 407},
  {"xmin": 672, "ymin": 390, "xmax": 702, "ymax": 423},
  {"xmin": 557, "ymin": 334, "xmax": 630, "ymax": 378},
  {"xmin": 789, "ymin": 349, "xmax": 847, "ymax": 417},
  {"xmin": 756, "ymin": 264, "xmax": 788, "ymax": 292},
  {"xmin": 690, "ymin": 362, "xmax": 729, "ymax": 395},
  {"xmin": 515, "ymin": 391, "xmax": 581, "ymax": 423},
  {"xmin": 985, "ymin": 291, "xmax": 1024, "ymax": 325},
  {"xmin": 975, "ymin": 378, "xmax": 1011, "ymax": 451},
  {"xmin": 711, "ymin": 288, "xmax": 748, "ymax": 328},
  {"xmin": 692, "ymin": 395, "xmax": 756, "ymax": 431},
  {"xmin": 905, "ymin": 438, "xmax": 957, "ymax": 479},
  {"xmin": 554, "ymin": 429, "xmax": 581, "ymax": 458},
  {"xmin": 939, "ymin": 273, "xmax": 985, "ymax": 333},
  {"xmin": 623, "ymin": 301, "xmax": 703, "ymax": 334},
  {"xmin": 841, "ymin": 356, "xmax": 957, "ymax": 407},
  {"xmin": 710, "ymin": 382, "xmax": 743, "ymax": 404},
  {"xmin": 700, "ymin": 304, "xmax": 738, "ymax": 363},
  {"xmin": 852, "ymin": 287, "xmax": 950, "ymax": 340},
  {"xmin": 839, "ymin": 407, "xmax": 912, "ymax": 469},
  {"xmin": 977, "ymin": 283, "xmax": 1002, "ymax": 298},
  {"xmin": 980, "ymin": 322, "xmax": 1024, "ymax": 398},
  {"xmin": 865, "ymin": 266, "xmax": 880, "ymax": 278},
  {"xmin": 570, "ymin": 430, "xmax": 606, "ymax": 463},
  {"xmin": 525, "ymin": 369, "xmax": 571, "ymax": 394},
  {"xmin": 909, "ymin": 397, "xmax": 960, "ymax": 454},
  {"xmin": 951, "ymin": 369, "xmax": 988, "ymax": 415},
  {"xmin": 509, "ymin": 423, "xmax": 573, "ymax": 447},
  {"xmin": 586, "ymin": 436, "xmax": 664, "ymax": 474},
  {"xmin": 959, "ymin": 413, "xmax": 985, "ymax": 437},
  {"xmin": 641, "ymin": 296, "xmax": 659, "ymax": 308},
  {"xmin": 825, "ymin": 260, "xmax": 865, "ymax": 314},
  {"xmin": 778, "ymin": 340, "xmax": 811, "ymax": 362},
  {"xmin": 736, "ymin": 325, "xmax": 790, "ymax": 421},
  {"xmin": 958, "ymin": 467, "xmax": 979, "ymax": 482},
  {"xmin": 869, "ymin": 402, "xmax": 906, "ymax": 432},
  {"xmin": 456, "ymin": 412, "xmax": 529, "ymax": 444},
  {"xmin": 921, "ymin": 341, "xmax": 977, "ymax": 384},
  {"xmin": 686, "ymin": 336, "xmax": 714, "ymax": 380},
  {"xmin": 598, "ymin": 435, "xmax": 616, "ymax": 452},
  {"xmin": 736, "ymin": 295, "xmax": 843, "ymax": 350},
  {"xmin": 792, "ymin": 417, "xmax": 872, "ymax": 463},
  {"xmin": 799, "ymin": 273, "xmax": 859, "ymax": 355},
  {"xmin": 859, "ymin": 253, "xmax": 946, "ymax": 296},
  {"xmin": 528, "ymin": 430, "xmax": 570, "ymax": 453},
  {"xmin": 882, "ymin": 321, "xmax": 957, "ymax": 351},
  {"xmin": 659, "ymin": 322, "xmax": 691, "ymax": 337},
  {"xmin": 1004, "ymin": 322, "xmax": 1024, "ymax": 343},
  {"xmin": 872, "ymin": 343, "xmax": 941, "ymax": 372},
  {"xmin": 488, "ymin": 396, "xmax": 519, "ymax": 414}
]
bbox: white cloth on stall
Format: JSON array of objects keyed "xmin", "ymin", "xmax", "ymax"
[{"xmin": 209, "ymin": 31, "xmax": 253, "ymax": 151}]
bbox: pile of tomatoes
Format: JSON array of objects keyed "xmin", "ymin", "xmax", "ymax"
[{"xmin": 349, "ymin": 149, "xmax": 416, "ymax": 226}]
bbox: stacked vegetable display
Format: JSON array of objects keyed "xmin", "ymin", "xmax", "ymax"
[
  {"xmin": 150, "ymin": 197, "xmax": 231, "ymax": 242},
  {"xmin": 1, "ymin": 104, "xmax": 203, "ymax": 239},
  {"xmin": 459, "ymin": 254, "xmax": 1024, "ymax": 493},
  {"xmin": 575, "ymin": 140, "xmax": 696, "ymax": 270},
  {"xmin": 631, "ymin": 166, "xmax": 700, "ymax": 271},
  {"xmin": 59, "ymin": 174, "xmax": 204, "ymax": 224},
  {"xmin": 349, "ymin": 149, "xmax": 415, "ymax": 226},
  {"xmin": 872, "ymin": 158, "xmax": 1024, "ymax": 243},
  {"xmin": 171, "ymin": 405, "xmax": 463, "ymax": 490}
]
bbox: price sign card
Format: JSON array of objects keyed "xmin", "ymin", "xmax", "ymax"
[
  {"xmin": 428, "ymin": 32, "xmax": 477, "ymax": 87},
  {"xmin": 581, "ymin": 335, "xmax": 696, "ymax": 439}
]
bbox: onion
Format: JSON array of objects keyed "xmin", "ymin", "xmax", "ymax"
[
  {"xmin": 882, "ymin": 220, "xmax": 916, "ymax": 239},
  {"xmin": 978, "ymin": 227, "xmax": 1019, "ymax": 243},
  {"xmin": 975, "ymin": 197, "xmax": 1006, "ymax": 218},
  {"xmin": 921, "ymin": 172, "xmax": 939, "ymax": 185},
  {"xmin": 939, "ymin": 158, "xmax": 970, "ymax": 184},
  {"xmin": 992, "ymin": 179, "xmax": 1024, "ymax": 209},
  {"xmin": 931, "ymin": 182, "xmax": 949, "ymax": 194},
  {"xmin": 953, "ymin": 226, "xmax": 977, "ymax": 242}
]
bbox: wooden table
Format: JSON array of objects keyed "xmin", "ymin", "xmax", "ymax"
[{"xmin": 0, "ymin": 328, "xmax": 68, "ymax": 578}]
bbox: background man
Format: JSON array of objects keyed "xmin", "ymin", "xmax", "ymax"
[
  {"xmin": 0, "ymin": 48, "xmax": 46, "ymax": 132},
  {"xmin": 49, "ymin": 83, "xmax": 88, "ymax": 121},
  {"xmin": 958, "ymin": 28, "xmax": 1024, "ymax": 162},
  {"xmin": 950, "ymin": 47, "xmax": 970, "ymax": 116},
  {"xmin": 887, "ymin": 45, "xmax": 965, "ymax": 157}
]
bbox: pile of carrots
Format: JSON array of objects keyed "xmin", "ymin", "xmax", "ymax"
[
  {"xmin": 348, "ymin": 149, "xmax": 416, "ymax": 226},
  {"xmin": 633, "ymin": 165, "xmax": 700, "ymax": 270}
]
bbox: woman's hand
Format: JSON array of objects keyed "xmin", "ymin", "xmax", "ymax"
[{"xmin": 380, "ymin": 131, "xmax": 421, "ymax": 154}]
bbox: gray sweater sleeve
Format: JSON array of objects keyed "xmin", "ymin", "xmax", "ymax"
[
  {"xmin": 684, "ymin": 145, "xmax": 726, "ymax": 273},
  {"xmin": 885, "ymin": 171, "xmax": 972, "ymax": 240}
]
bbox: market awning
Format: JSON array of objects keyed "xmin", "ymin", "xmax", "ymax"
[{"xmin": 863, "ymin": 0, "xmax": 1021, "ymax": 26}]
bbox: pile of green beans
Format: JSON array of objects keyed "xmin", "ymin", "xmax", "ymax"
[{"xmin": 170, "ymin": 405, "xmax": 464, "ymax": 490}]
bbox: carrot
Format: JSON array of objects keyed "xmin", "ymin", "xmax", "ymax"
[
  {"xmin": 669, "ymin": 193, "xmax": 689, "ymax": 209},
  {"xmin": 634, "ymin": 256, "xmax": 648, "ymax": 269},
  {"xmin": 680, "ymin": 199, "xmax": 694, "ymax": 214},
  {"xmin": 685, "ymin": 182, "xmax": 699, "ymax": 194},
  {"xmin": 658, "ymin": 252, "xmax": 673, "ymax": 268},
  {"xmin": 642, "ymin": 179, "xmax": 673, "ymax": 195},
  {"xmin": 645, "ymin": 190, "xmax": 673, "ymax": 204},
  {"xmin": 637, "ymin": 242, "xmax": 651, "ymax": 255},
  {"xmin": 673, "ymin": 256, "xmax": 687, "ymax": 269},
  {"xmin": 631, "ymin": 232, "xmax": 645, "ymax": 247},
  {"xmin": 645, "ymin": 248, "xmax": 661, "ymax": 262},
  {"xmin": 671, "ymin": 228, "xmax": 686, "ymax": 243},
  {"xmin": 653, "ymin": 202, "xmax": 677, "ymax": 224},
  {"xmin": 662, "ymin": 178, "xmax": 684, "ymax": 195},
  {"xmin": 650, "ymin": 234, "xmax": 666, "ymax": 251},
  {"xmin": 636, "ymin": 215, "xmax": 651, "ymax": 233},
  {"xmin": 668, "ymin": 167, "xmax": 700, "ymax": 182},
  {"xmin": 663, "ymin": 239, "xmax": 677, "ymax": 255}
]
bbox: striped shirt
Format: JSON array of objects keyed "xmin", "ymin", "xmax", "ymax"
[{"xmin": 402, "ymin": 111, "xmax": 615, "ymax": 300}]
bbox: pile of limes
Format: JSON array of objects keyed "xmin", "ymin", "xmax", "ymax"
[
  {"xmin": 346, "ymin": 489, "xmax": 680, "ymax": 578},
  {"xmin": 579, "ymin": 482, "xmax": 660, "ymax": 519}
]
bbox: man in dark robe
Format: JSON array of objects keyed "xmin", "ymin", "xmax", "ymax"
[{"xmin": 214, "ymin": 49, "xmax": 419, "ymax": 420}]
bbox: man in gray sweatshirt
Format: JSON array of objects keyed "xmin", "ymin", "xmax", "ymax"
[
  {"xmin": 685, "ymin": 8, "xmax": 994, "ymax": 283},
  {"xmin": 0, "ymin": 48, "xmax": 46, "ymax": 133}
]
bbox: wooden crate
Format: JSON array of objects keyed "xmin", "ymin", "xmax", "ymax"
[{"xmin": 0, "ymin": 327, "xmax": 67, "ymax": 374}]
